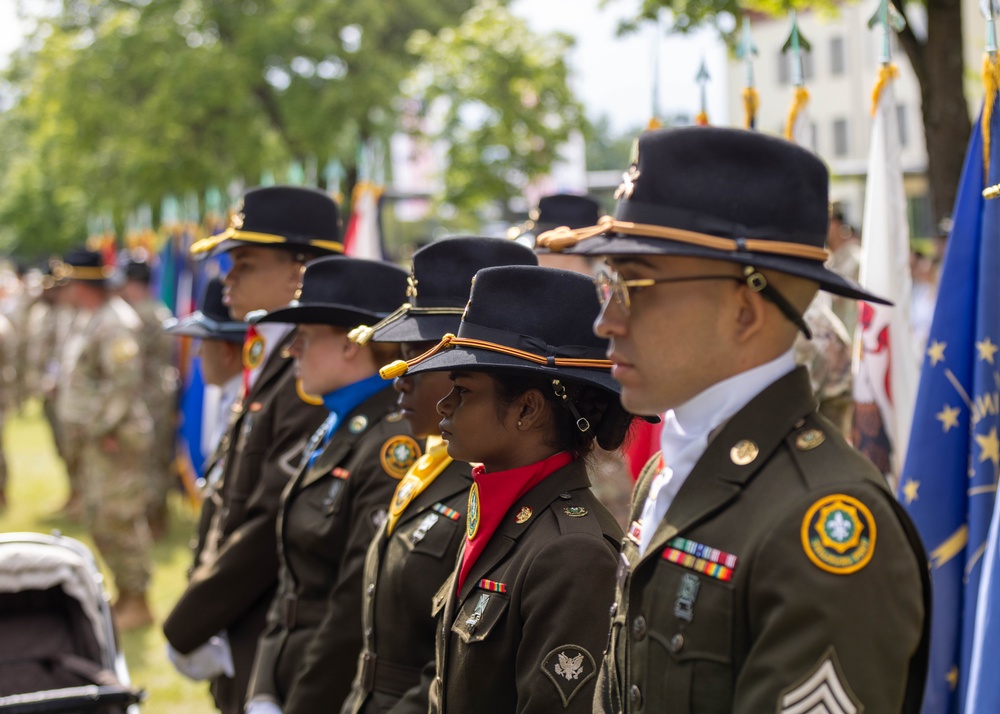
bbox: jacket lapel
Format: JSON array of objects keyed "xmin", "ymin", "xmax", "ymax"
[
  {"xmin": 395, "ymin": 460, "xmax": 473, "ymax": 532},
  {"xmin": 298, "ymin": 387, "xmax": 397, "ymax": 489},
  {"xmin": 456, "ymin": 461, "xmax": 591, "ymax": 604},
  {"xmin": 638, "ymin": 367, "xmax": 818, "ymax": 565}
]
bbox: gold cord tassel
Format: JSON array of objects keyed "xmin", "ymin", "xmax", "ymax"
[
  {"xmin": 983, "ymin": 54, "xmax": 1000, "ymax": 180},
  {"xmin": 784, "ymin": 85, "xmax": 810, "ymax": 142},
  {"xmin": 742, "ymin": 87, "xmax": 759, "ymax": 129},
  {"xmin": 870, "ymin": 64, "xmax": 899, "ymax": 117}
]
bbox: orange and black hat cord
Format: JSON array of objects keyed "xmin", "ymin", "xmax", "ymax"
[
  {"xmin": 380, "ymin": 333, "xmax": 612, "ymax": 380},
  {"xmin": 536, "ymin": 215, "xmax": 829, "ymax": 263}
]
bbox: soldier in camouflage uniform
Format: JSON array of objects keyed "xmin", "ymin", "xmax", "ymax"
[
  {"xmin": 26, "ymin": 264, "xmax": 80, "ymax": 510},
  {"xmin": 56, "ymin": 248, "xmax": 155, "ymax": 631},
  {"xmin": 793, "ymin": 296, "xmax": 854, "ymax": 438},
  {"xmin": 6, "ymin": 262, "xmax": 36, "ymax": 415},
  {"xmin": 0, "ymin": 308, "xmax": 14, "ymax": 510},
  {"xmin": 119, "ymin": 258, "xmax": 179, "ymax": 538}
]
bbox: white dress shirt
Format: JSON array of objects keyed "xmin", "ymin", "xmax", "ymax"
[{"xmin": 637, "ymin": 349, "xmax": 798, "ymax": 557}]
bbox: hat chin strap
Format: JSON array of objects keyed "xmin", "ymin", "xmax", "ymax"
[{"xmin": 742, "ymin": 267, "xmax": 812, "ymax": 339}]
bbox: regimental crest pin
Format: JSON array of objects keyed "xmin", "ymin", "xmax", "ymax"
[
  {"xmin": 467, "ymin": 483, "xmax": 481, "ymax": 540},
  {"xmin": 515, "ymin": 506, "xmax": 533, "ymax": 524},
  {"xmin": 349, "ymin": 415, "xmax": 369, "ymax": 433},
  {"xmin": 563, "ymin": 506, "xmax": 588, "ymax": 517},
  {"xmin": 243, "ymin": 334, "xmax": 266, "ymax": 370},
  {"xmin": 795, "ymin": 428, "xmax": 826, "ymax": 451}
]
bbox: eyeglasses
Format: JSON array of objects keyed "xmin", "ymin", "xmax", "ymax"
[{"xmin": 594, "ymin": 269, "xmax": 742, "ymax": 314}]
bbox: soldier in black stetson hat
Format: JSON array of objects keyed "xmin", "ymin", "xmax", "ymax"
[
  {"xmin": 164, "ymin": 277, "xmax": 246, "ymax": 497},
  {"xmin": 327, "ymin": 237, "xmax": 537, "ymax": 714},
  {"xmin": 243, "ymin": 256, "xmax": 418, "ymax": 714},
  {"xmin": 381, "ymin": 265, "xmax": 643, "ymax": 714},
  {"xmin": 511, "ymin": 193, "xmax": 603, "ymax": 275},
  {"xmin": 538, "ymin": 127, "xmax": 929, "ymax": 713},
  {"xmin": 55, "ymin": 247, "xmax": 155, "ymax": 630},
  {"xmin": 164, "ymin": 187, "xmax": 339, "ymax": 714}
]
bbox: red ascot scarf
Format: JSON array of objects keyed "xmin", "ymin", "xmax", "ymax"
[{"xmin": 457, "ymin": 450, "xmax": 574, "ymax": 592}]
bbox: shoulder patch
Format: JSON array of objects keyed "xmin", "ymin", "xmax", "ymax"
[
  {"xmin": 541, "ymin": 644, "xmax": 597, "ymax": 708},
  {"xmin": 779, "ymin": 647, "xmax": 861, "ymax": 714},
  {"xmin": 801, "ymin": 494, "xmax": 876, "ymax": 575},
  {"xmin": 243, "ymin": 333, "xmax": 265, "ymax": 369},
  {"xmin": 110, "ymin": 336, "xmax": 139, "ymax": 364},
  {"xmin": 380, "ymin": 435, "xmax": 422, "ymax": 479}
]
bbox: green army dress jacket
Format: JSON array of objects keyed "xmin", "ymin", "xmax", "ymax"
[
  {"xmin": 269, "ymin": 387, "xmax": 420, "ymax": 713},
  {"xmin": 596, "ymin": 367, "xmax": 929, "ymax": 714},
  {"xmin": 340, "ymin": 452, "xmax": 472, "ymax": 714},
  {"xmin": 429, "ymin": 460, "xmax": 622, "ymax": 714},
  {"xmin": 163, "ymin": 333, "xmax": 328, "ymax": 714}
]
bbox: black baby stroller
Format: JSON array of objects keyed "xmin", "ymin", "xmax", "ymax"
[{"xmin": 0, "ymin": 532, "xmax": 142, "ymax": 713}]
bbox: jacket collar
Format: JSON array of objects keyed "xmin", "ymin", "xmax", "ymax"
[
  {"xmin": 298, "ymin": 387, "xmax": 399, "ymax": 489},
  {"xmin": 457, "ymin": 460, "xmax": 591, "ymax": 604},
  {"xmin": 638, "ymin": 366, "xmax": 817, "ymax": 565}
]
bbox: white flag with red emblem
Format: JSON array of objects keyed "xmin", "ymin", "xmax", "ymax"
[{"xmin": 852, "ymin": 67, "xmax": 918, "ymax": 481}]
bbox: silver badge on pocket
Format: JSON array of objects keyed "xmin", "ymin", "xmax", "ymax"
[
  {"xmin": 674, "ymin": 573, "xmax": 700, "ymax": 622},
  {"xmin": 466, "ymin": 593, "xmax": 491, "ymax": 632}
]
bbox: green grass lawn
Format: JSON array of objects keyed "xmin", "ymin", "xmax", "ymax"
[{"xmin": 0, "ymin": 402, "xmax": 217, "ymax": 714}]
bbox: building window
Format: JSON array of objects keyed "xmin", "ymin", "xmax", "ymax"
[
  {"xmin": 897, "ymin": 104, "xmax": 908, "ymax": 147},
  {"xmin": 833, "ymin": 119, "xmax": 849, "ymax": 156},
  {"xmin": 831, "ymin": 37, "xmax": 845, "ymax": 75}
]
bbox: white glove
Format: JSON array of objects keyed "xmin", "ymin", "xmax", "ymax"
[
  {"xmin": 245, "ymin": 699, "xmax": 283, "ymax": 714},
  {"xmin": 166, "ymin": 632, "xmax": 235, "ymax": 681}
]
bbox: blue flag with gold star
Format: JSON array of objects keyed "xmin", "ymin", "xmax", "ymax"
[{"xmin": 899, "ymin": 94, "xmax": 1000, "ymax": 713}]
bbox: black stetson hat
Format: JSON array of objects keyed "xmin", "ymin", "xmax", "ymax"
[
  {"xmin": 536, "ymin": 127, "xmax": 889, "ymax": 311},
  {"xmin": 533, "ymin": 193, "xmax": 602, "ymax": 233},
  {"xmin": 379, "ymin": 265, "xmax": 619, "ymax": 395},
  {"xmin": 508, "ymin": 194, "xmax": 603, "ymax": 245},
  {"xmin": 254, "ymin": 255, "xmax": 407, "ymax": 328},
  {"xmin": 164, "ymin": 277, "xmax": 246, "ymax": 344},
  {"xmin": 361, "ymin": 236, "xmax": 537, "ymax": 345},
  {"xmin": 58, "ymin": 247, "xmax": 114, "ymax": 285},
  {"xmin": 190, "ymin": 186, "xmax": 344, "ymax": 260}
]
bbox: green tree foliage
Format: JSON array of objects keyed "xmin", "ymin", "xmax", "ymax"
[
  {"xmin": 406, "ymin": 0, "xmax": 585, "ymax": 211},
  {"xmin": 3, "ymin": 0, "xmax": 532, "ymax": 256}
]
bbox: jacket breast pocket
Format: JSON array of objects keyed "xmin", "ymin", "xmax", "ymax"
[
  {"xmin": 451, "ymin": 590, "xmax": 510, "ymax": 645},
  {"xmin": 404, "ymin": 513, "xmax": 460, "ymax": 561},
  {"xmin": 647, "ymin": 560, "xmax": 734, "ymax": 710}
]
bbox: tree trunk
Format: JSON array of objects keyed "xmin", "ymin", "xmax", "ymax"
[{"xmin": 895, "ymin": 0, "xmax": 971, "ymax": 228}]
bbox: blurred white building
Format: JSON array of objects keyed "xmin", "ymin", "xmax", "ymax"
[{"xmin": 725, "ymin": 0, "xmax": 987, "ymax": 237}]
